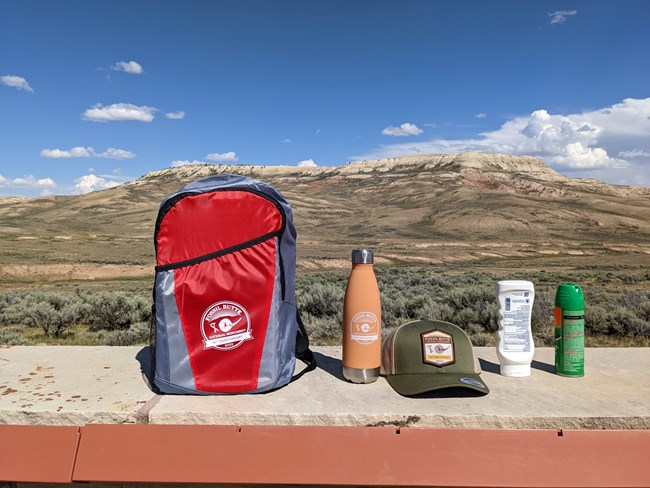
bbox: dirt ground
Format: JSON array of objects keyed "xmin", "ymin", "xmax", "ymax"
[
  {"xmin": 1, "ymin": 248, "xmax": 648, "ymax": 285},
  {"xmin": 0, "ymin": 264, "xmax": 152, "ymax": 282}
]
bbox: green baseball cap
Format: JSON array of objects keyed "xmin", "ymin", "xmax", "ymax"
[{"xmin": 381, "ymin": 319, "xmax": 489, "ymax": 396}]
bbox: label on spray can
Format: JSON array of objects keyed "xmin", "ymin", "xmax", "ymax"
[{"xmin": 555, "ymin": 308, "xmax": 585, "ymax": 376}]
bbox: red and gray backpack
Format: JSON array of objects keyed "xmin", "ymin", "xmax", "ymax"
[{"xmin": 151, "ymin": 174, "xmax": 316, "ymax": 394}]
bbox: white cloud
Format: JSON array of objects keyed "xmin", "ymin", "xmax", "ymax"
[
  {"xmin": 352, "ymin": 97, "xmax": 650, "ymax": 178},
  {"xmin": 40, "ymin": 146, "xmax": 135, "ymax": 160},
  {"xmin": 381, "ymin": 123, "xmax": 423, "ymax": 137},
  {"xmin": 283, "ymin": 138, "xmax": 292, "ymax": 143},
  {"xmin": 581, "ymin": 97, "xmax": 650, "ymax": 137},
  {"xmin": 165, "ymin": 111, "xmax": 185, "ymax": 120},
  {"xmin": 15, "ymin": 176, "xmax": 56, "ymax": 187},
  {"xmin": 112, "ymin": 61, "xmax": 144, "ymax": 74},
  {"xmin": 619, "ymin": 149, "xmax": 650, "ymax": 158},
  {"xmin": 205, "ymin": 151, "xmax": 238, "ymax": 162},
  {"xmin": 551, "ymin": 142, "xmax": 626, "ymax": 169},
  {"xmin": 1, "ymin": 75, "xmax": 33, "ymax": 93},
  {"xmin": 74, "ymin": 174, "xmax": 120, "ymax": 194},
  {"xmin": 475, "ymin": 113, "xmax": 487, "ymax": 119},
  {"xmin": 41, "ymin": 147, "xmax": 90, "ymax": 158},
  {"xmin": 0, "ymin": 174, "xmax": 56, "ymax": 188},
  {"xmin": 515, "ymin": 109, "xmax": 612, "ymax": 164},
  {"xmin": 297, "ymin": 159, "xmax": 318, "ymax": 167},
  {"xmin": 83, "ymin": 103, "xmax": 157, "ymax": 122},
  {"xmin": 100, "ymin": 148, "xmax": 135, "ymax": 159},
  {"xmin": 171, "ymin": 160, "xmax": 206, "ymax": 167},
  {"xmin": 549, "ymin": 10, "xmax": 577, "ymax": 24}
]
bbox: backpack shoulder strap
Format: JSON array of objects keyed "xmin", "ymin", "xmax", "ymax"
[{"xmin": 290, "ymin": 309, "xmax": 317, "ymax": 383}]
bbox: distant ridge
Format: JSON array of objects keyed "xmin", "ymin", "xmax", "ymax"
[
  {"xmin": 1, "ymin": 153, "xmax": 649, "ymax": 274},
  {"xmin": 137, "ymin": 152, "xmax": 559, "ymax": 181},
  {"xmin": 0, "ymin": 196, "xmax": 29, "ymax": 205},
  {"xmin": 133, "ymin": 152, "xmax": 645, "ymax": 198}
]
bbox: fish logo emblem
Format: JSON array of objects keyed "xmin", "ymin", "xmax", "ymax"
[{"xmin": 201, "ymin": 301, "xmax": 252, "ymax": 351}]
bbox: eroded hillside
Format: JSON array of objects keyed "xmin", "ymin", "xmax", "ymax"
[{"xmin": 1, "ymin": 153, "xmax": 649, "ymax": 281}]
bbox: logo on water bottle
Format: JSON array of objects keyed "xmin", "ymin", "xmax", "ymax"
[
  {"xmin": 349, "ymin": 312, "xmax": 379, "ymax": 345},
  {"xmin": 201, "ymin": 301, "xmax": 253, "ymax": 351}
]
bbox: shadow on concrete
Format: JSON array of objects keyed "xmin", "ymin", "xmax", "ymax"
[
  {"xmin": 531, "ymin": 359, "xmax": 555, "ymax": 374},
  {"xmin": 478, "ymin": 358, "xmax": 501, "ymax": 375},
  {"xmin": 314, "ymin": 352, "xmax": 490, "ymax": 397},
  {"xmin": 480, "ymin": 357, "xmax": 555, "ymax": 375},
  {"xmin": 403, "ymin": 387, "xmax": 490, "ymax": 399},
  {"xmin": 134, "ymin": 348, "xmax": 353, "ymax": 390},
  {"xmin": 313, "ymin": 351, "xmax": 346, "ymax": 381},
  {"xmin": 136, "ymin": 346, "xmax": 160, "ymax": 393}
]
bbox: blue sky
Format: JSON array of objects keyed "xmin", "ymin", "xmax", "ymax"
[{"xmin": 1, "ymin": 0, "xmax": 649, "ymax": 197}]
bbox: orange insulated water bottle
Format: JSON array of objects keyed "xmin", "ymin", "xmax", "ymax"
[{"xmin": 342, "ymin": 249, "xmax": 382, "ymax": 383}]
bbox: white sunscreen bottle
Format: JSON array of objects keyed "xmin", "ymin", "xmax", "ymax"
[{"xmin": 496, "ymin": 280, "xmax": 535, "ymax": 377}]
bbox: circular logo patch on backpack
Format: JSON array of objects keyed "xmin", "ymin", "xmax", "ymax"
[{"xmin": 201, "ymin": 301, "xmax": 253, "ymax": 351}]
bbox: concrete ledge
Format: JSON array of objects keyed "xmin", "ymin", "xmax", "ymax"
[
  {"xmin": 1, "ymin": 345, "xmax": 649, "ymax": 429},
  {"xmin": 0, "ymin": 346, "xmax": 151, "ymax": 425}
]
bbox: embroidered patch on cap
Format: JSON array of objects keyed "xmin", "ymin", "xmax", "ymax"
[{"xmin": 421, "ymin": 329, "xmax": 455, "ymax": 367}]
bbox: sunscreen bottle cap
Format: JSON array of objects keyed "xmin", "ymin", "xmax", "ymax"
[{"xmin": 500, "ymin": 363, "xmax": 531, "ymax": 377}]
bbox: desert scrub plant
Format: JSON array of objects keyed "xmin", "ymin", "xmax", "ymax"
[
  {"xmin": 0, "ymin": 289, "xmax": 152, "ymax": 344},
  {"xmin": 0, "ymin": 266, "xmax": 648, "ymax": 346},
  {"xmin": 85, "ymin": 291, "xmax": 151, "ymax": 331},
  {"xmin": 299, "ymin": 313, "xmax": 340, "ymax": 345},
  {"xmin": 446, "ymin": 285, "xmax": 499, "ymax": 332},
  {"xmin": 0, "ymin": 328, "xmax": 32, "ymax": 345},
  {"xmin": 0, "ymin": 292, "xmax": 31, "ymax": 324},
  {"xmin": 294, "ymin": 266, "xmax": 650, "ymax": 346},
  {"xmin": 21, "ymin": 292, "xmax": 86, "ymax": 338},
  {"xmin": 296, "ymin": 273, "xmax": 345, "ymax": 344},
  {"xmin": 297, "ymin": 281, "xmax": 344, "ymax": 318},
  {"xmin": 531, "ymin": 290, "xmax": 554, "ymax": 345},
  {"xmin": 100, "ymin": 321, "xmax": 150, "ymax": 346}
]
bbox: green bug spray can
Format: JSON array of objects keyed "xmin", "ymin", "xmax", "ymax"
[{"xmin": 554, "ymin": 284, "xmax": 585, "ymax": 377}]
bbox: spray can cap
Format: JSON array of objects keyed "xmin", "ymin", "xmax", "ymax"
[
  {"xmin": 351, "ymin": 249, "xmax": 373, "ymax": 264},
  {"xmin": 555, "ymin": 283, "xmax": 584, "ymax": 310}
]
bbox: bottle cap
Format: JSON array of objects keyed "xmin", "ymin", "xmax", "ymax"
[
  {"xmin": 500, "ymin": 363, "xmax": 531, "ymax": 377},
  {"xmin": 351, "ymin": 249, "xmax": 373, "ymax": 264}
]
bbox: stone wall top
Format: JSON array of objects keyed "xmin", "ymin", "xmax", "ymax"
[{"xmin": 1, "ymin": 346, "xmax": 648, "ymax": 429}]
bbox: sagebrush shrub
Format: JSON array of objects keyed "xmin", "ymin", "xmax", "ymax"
[
  {"xmin": 86, "ymin": 292, "xmax": 151, "ymax": 331},
  {"xmin": 1, "ymin": 266, "xmax": 648, "ymax": 345},
  {"xmin": 22, "ymin": 292, "xmax": 86, "ymax": 338}
]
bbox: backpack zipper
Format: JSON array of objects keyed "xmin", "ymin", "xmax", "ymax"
[{"xmin": 154, "ymin": 187, "xmax": 288, "ymax": 300}]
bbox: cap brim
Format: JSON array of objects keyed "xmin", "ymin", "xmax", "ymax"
[{"xmin": 385, "ymin": 373, "xmax": 489, "ymax": 396}]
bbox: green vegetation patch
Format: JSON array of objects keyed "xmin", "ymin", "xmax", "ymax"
[{"xmin": 1, "ymin": 266, "xmax": 648, "ymax": 347}]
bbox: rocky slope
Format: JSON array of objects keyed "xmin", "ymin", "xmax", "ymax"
[{"xmin": 1, "ymin": 153, "xmax": 649, "ymax": 274}]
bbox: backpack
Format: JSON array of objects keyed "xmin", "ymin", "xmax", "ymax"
[{"xmin": 151, "ymin": 174, "xmax": 316, "ymax": 394}]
